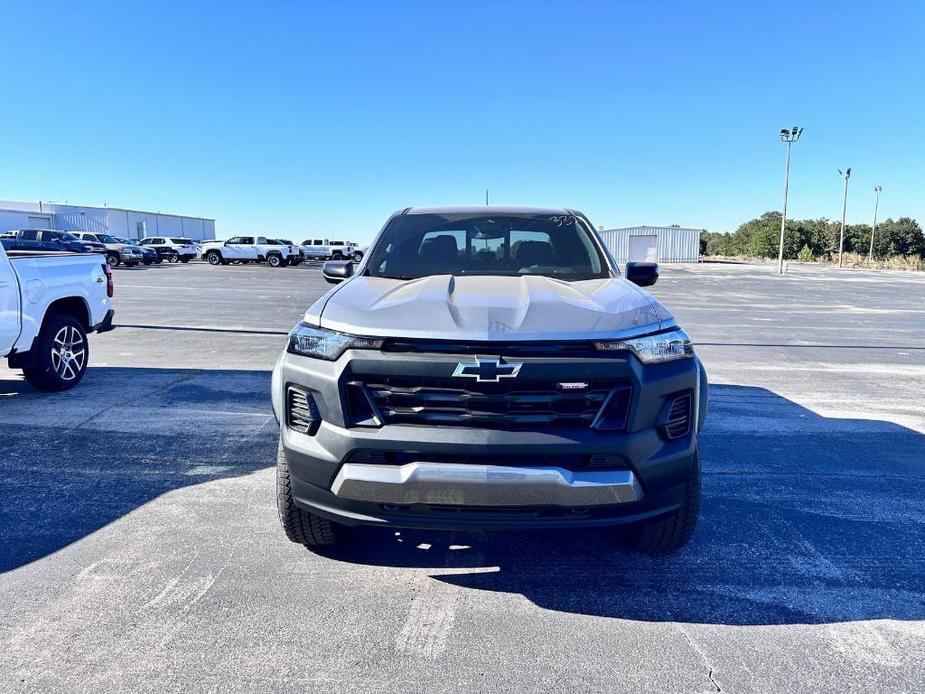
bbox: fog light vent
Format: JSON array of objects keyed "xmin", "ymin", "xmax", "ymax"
[
  {"xmin": 288, "ymin": 387, "xmax": 320, "ymax": 435},
  {"xmin": 660, "ymin": 394, "xmax": 692, "ymax": 440}
]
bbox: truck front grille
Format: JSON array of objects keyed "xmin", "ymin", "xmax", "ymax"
[{"xmin": 360, "ymin": 377, "xmax": 631, "ymax": 430}]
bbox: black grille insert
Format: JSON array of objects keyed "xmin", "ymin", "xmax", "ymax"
[
  {"xmin": 660, "ymin": 393, "xmax": 692, "ymax": 440},
  {"xmin": 359, "ymin": 376, "xmax": 630, "ymax": 430},
  {"xmin": 287, "ymin": 387, "xmax": 320, "ymax": 435}
]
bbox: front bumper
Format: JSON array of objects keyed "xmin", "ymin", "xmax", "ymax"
[{"xmin": 274, "ymin": 348, "xmax": 707, "ymax": 530}]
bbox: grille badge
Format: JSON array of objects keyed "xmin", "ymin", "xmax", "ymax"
[
  {"xmin": 557, "ymin": 382, "xmax": 589, "ymax": 391},
  {"xmin": 452, "ymin": 356, "xmax": 522, "ymax": 383}
]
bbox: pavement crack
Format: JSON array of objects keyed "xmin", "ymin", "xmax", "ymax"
[{"xmin": 675, "ymin": 624, "xmax": 721, "ymax": 693}]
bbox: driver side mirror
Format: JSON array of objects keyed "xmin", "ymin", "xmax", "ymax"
[
  {"xmin": 322, "ymin": 260, "xmax": 354, "ymax": 284},
  {"xmin": 625, "ymin": 261, "xmax": 659, "ymax": 287}
]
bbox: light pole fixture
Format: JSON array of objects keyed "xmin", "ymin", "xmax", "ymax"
[
  {"xmin": 837, "ymin": 168, "xmax": 852, "ymax": 268},
  {"xmin": 869, "ymin": 185, "xmax": 882, "ymax": 262},
  {"xmin": 777, "ymin": 125, "xmax": 803, "ymax": 274}
]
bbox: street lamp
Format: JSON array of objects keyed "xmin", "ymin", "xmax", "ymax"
[
  {"xmin": 837, "ymin": 168, "xmax": 852, "ymax": 268},
  {"xmin": 868, "ymin": 185, "xmax": 882, "ymax": 262},
  {"xmin": 777, "ymin": 126, "xmax": 803, "ymax": 274}
]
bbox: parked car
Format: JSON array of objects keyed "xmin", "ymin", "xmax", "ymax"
[
  {"xmin": 114, "ymin": 237, "xmax": 160, "ymax": 265},
  {"xmin": 0, "ymin": 229, "xmax": 93, "ymax": 254},
  {"xmin": 200, "ymin": 236, "xmax": 299, "ymax": 268},
  {"xmin": 137, "ymin": 237, "xmax": 199, "ymax": 263},
  {"xmin": 1, "ymin": 243, "xmax": 114, "ymax": 390},
  {"xmin": 273, "ymin": 206, "xmax": 707, "ymax": 554},
  {"xmin": 71, "ymin": 232, "xmax": 144, "ymax": 267},
  {"xmin": 273, "ymin": 239, "xmax": 304, "ymax": 265},
  {"xmin": 300, "ymin": 238, "xmax": 357, "ymax": 261}
]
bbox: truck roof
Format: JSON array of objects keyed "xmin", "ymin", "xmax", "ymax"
[{"xmin": 403, "ymin": 205, "xmax": 572, "ymax": 216}]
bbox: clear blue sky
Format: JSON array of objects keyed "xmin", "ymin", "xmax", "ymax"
[{"xmin": 2, "ymin": 1, "xmax": 923, "ymax": 242}]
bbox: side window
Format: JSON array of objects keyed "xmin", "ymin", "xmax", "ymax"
[
  {"xmin": 226, "ymin": 237, "xmax": 242, "ymax": 245},
  {"xmin": 19, "ymin": 230, "xmax": 39, "ymax": 241},
  {"xmin": 256, "ymin": 237, "xmax": 267, "ymax": 244},
  {"xmin": 313, "ymin": 240, "xmax": 324, "ymax": 245},
  {"xmin": 240, "ymin": 237, "xmax": 254, "ymax": 245}
]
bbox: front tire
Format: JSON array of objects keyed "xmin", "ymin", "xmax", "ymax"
[
  {"xmin": 169, "ymin": 253, "xmax": 179, "ymax": 263},
  {"xmin": 277, "ymin": 438, "xmax": 342, "ymax": 547},
  {"xmin": 22, "ymin": 314, "xmax": 89, "ymax": 392},
  {"xmin": 106, "ymin": 252, "xmax": 120, "ymax": 267},
  {"xmin": 353, "ymin": 252, "xmax": 363, "ymax": 262},
  {"xmin": 267, "ymin": 254, "xmax": 282, "ymax": 268},
  {"xmin": 625, "ymin": 448, "xmax": 701, "ymax": 555},
  {"xmin": 206, "ymin": 251, "xmax": 222, "ymax": 265}
]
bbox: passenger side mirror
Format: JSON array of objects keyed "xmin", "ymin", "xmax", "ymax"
[
  {"xmin": 625, "ymin": 261, "xmax": 659, "ymax": 287},
  {"xmin": 322, "ymin": 260, "xmax": 354, "ymax": 284}
]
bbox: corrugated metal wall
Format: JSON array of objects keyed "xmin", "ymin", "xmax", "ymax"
[
  {"xmin": 598, "ymin": 226, "xmax": 701, "ymax": 263},
  {"xmin": 0, "ymin": 202, "xmax": 216, "ymax": 240},
  {"xmin": 0, "ymin": 209, "xmax": 53, "ymax": 232}
]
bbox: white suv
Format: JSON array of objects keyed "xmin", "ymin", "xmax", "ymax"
[
  {"xmin": 138, "ymin": 237, "xmax": 200, "ymax": 263},
  {"xmin": 201, "ymin": 236, "xmax": 299, "ymax": 267}
]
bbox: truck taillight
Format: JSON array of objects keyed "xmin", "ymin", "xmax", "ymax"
[{"xmin": 103, "ymin": 263, "xmax": 114, "ymax": 297}]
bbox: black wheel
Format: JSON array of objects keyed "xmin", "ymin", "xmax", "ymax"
[
  {"xmin": 22, "ymin": 314, "xmax": 89, "ymax": 392},
  {"xmin": 267, "ymin": 254, "xmax": 282, "ymax": 268},
  {"xmin": 206, "ymin": 251, "xmax": 222, "ymax": 265},
  {"xmin": 625, "ymin": 448, "xmax": 701, "ymax": 555},
  {"xmin": 169, "ymin": 253, "xmax": 179, "ymax": 263},
  {"xmin": 332, "ymin": 252, "xmax": 343, "ymax": 260},
  {"xmin": 106, "ymin": 252, "xmax": 120, "ymax": 267},
  {"xmin": 277, "ymin": 438, "xmax": 342, "ymax": 546},
  {"xmin": 353, "ymin": 252, "xmax": 363, "ymax": 263}
]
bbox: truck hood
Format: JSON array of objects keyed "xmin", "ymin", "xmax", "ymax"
[{"xmin": 311, "ymin": 275, "xmax": 674, "ymax": 341}]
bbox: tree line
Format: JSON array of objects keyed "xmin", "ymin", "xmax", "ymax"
[{"xmin": 701, "ymin": 212, "xmax": 925, "ymax": 260}]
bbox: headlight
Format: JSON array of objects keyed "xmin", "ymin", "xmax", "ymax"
[
  {"xmin": 287, "ymin": 322, "xmax": 383, "ymax": 361},
  {"xmin": 594, "ymin": 328, "xmax": 693, "ymax": 364}
]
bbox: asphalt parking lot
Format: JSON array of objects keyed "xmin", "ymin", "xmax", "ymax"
[{"xmin": 2, "ymin": 260, "xmax": 924, "ymax": 693}]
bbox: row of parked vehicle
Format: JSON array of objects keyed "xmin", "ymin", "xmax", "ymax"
[
  {"xmin": 0, "ymin": 229, "xmax": 366, "ymax": 270},
  {"xmin": 199, "ymin": 237, "xmax": 363, "ymax": 268},
  {"xmin": 0, "ymin": 229, "xmax": 201, "ymax": 267}
]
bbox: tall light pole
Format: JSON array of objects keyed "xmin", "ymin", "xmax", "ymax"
[
  {"xmin": 837, "ymin": 168, "xmax": 852, "ymax": 268},
  {"xmin": 868, "ymin": 185, "xmax": 882, "ymax": 262},
  {"xmin": 778, "ymin": 126, "xmax": 803, "ymax": 274}
]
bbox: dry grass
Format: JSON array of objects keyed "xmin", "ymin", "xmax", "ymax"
[{"xmin": 702, "ymin": 253, "xmax": 925, "ymax": 272}]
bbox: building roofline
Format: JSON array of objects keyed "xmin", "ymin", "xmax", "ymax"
[{"xmin": 0, "ymin": 199, "xmax": 214, "ymax": 222}]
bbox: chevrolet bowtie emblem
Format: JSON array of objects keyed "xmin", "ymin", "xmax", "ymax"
[{"xmin": 452, "ymin": 357, "xmax": 523, "ymax": 383}]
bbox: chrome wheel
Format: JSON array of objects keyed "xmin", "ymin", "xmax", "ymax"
[{"xmin": 50, "ymin": 325, "xmax": 86, "ymax": 382}]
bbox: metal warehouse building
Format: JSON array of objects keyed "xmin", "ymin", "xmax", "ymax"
[
  {"xmin": 598, "ymin": 225, "xmax": 701, "ymax": 263},
  {"xmin": 0, "ymin": 200, "xmax": 216, "ymax": 241}
]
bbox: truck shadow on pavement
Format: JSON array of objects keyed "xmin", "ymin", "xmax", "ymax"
[
  {"xmin": 0, "ymin": 367, "xmax": 277, "ymax": 573},
  {"xmin": 329, "ymin": 384, "xmax": 925, "ymax": 626}
]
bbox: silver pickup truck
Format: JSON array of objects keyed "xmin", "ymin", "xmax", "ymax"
[
  {"xmin": 272, "ymin": 207, "xmax": 707, "ymax": 553},
  {"xmin": 1, "ymin": 244, "xmax": 114, "ymax": 390}
]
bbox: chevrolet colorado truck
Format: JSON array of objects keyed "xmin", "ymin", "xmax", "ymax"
[
  {"xmin": 273, "ymin": 207, "xmax": 707, "ymax": 553},
  {"xmin": 1, "ymin": 244, "xmax": 114, "ymax": 390}
]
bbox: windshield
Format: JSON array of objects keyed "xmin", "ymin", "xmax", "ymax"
[
  {"xmin": 97, "ymin": 234, "xmax": 119, "ymax": 243},
  {"xmin": 171, "ymin": 237, "xmax": 192, "ymax": 244},
  {"xmin": 365, "ymin": 212, "xmax": 610, "ymax": 281}
]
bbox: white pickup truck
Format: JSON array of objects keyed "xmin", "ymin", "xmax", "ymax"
[
  {"xmin": 1, "ymin": 244, "xmax": 114, "ymax": 390},
  {"xmin": 201, "ymin": 236, "xmax": 300, "ymax": 268}
]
